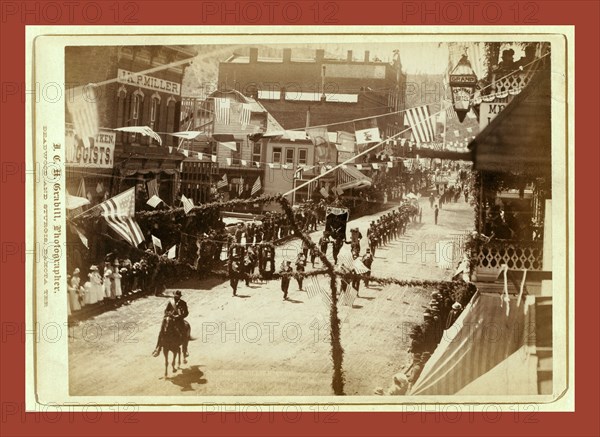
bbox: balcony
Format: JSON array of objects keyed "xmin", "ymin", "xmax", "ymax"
[{"xmin": 474, "ymin": 239, "xmax": 544, "ymax": 281}]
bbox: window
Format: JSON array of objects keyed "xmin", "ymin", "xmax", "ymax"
[
  {"xmin": 252, "ymin": 142, "xmax": 262, "ymax": 163},
  {"xmin": 150, "ymin": 93, "xmax": 161, "ymax": 125},
  {"xmin": 285, "ymin": 148, "xmax": 294, "ymax": 164},
  {"xmin": 298, "ymin": 148, "xmax": 308, "ymax": 165},
  {"xmin": 272, "ymin": 147, "xmax": 281, "ymax": 164},
  {"xmin": 131, "ymin": 90, "xmax": 144, "ymax": 122}
]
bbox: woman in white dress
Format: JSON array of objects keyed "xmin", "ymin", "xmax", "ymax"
[
  {"xmin": 113, "ymin": 260, "xmax": 123, "ymax": 298},
  {"xmin": 103, "ymin": 262, "xmax": 113, "ymax": 299},
  {"xmin": 68, "ymin": 269, "xmax": 82, "ymax": 312},
  {"xmin": 89, "ymin": 265, "xmax": 104, "ymax": 303},
  {"xmin": 83, "ymin": 276, "xmax": 95, "ymax": 305}
]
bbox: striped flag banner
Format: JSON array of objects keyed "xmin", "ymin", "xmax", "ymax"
[
  {"xmin": 217, "ymin": 173, "xmax": 228, "ymax": 189},
  {"xmin": 67, "ymin": 85, "xmax": 99, "ymax": 148},
  {"xmin": 99, "ymin": 187, "xmax": 144, "ymax": 247},
  {"xmin": 146, "ymin": 195, "xmax": 163, "ymax": 208},
  {"xmin": 405, "ymin": 104, "xmax": 436, "ymax": 145},
  {"xmin": 181, "ymin": 194, "xmax": 194, "ymax": 214},
  {"xmin": 239, "ymin": 103, "xmax": 251, "ymax": 128},
  {"xmin": 251, "ymin": 176, "xmax": 262, "ymax": 196},
  {"xmin": 238, "ymin": 177, "xmax": 244, "ymax": 195},
  {"xmin": 146, "ymin": 178, "xmax": 159, "ymax": 198},
  {"xmin": 214, "ymin": 98, "xmax": 230, "ymax": 124}
]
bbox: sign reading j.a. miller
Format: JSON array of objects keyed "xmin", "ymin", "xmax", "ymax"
[
  {"xmin": 66, "ymin": 126, "xmax": 115, "ymax": 168},
  {"xmin": 117, "ymin": 69, "xmax": 181, "ymax": 95}
]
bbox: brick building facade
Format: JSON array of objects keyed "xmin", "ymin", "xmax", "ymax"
[
  {"xmin": 65, "ymin": 45, "xmax": 197, "ymax": 207},
  {"xmin": 217, "ymin": 48, "xmax": 407, "ymax": 142}
]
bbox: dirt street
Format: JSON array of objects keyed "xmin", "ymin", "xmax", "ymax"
[{"xmin": 69, "ymin": 197, "xmax": 474, "ymax": 396}]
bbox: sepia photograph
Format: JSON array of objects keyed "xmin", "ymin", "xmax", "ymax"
[{"xmin": 28, "ymin": 28, "xmax": 570, "ymax": 405}]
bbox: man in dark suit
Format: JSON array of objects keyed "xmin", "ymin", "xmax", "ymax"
[{"xmin": 152, "ymin": 290, "xmax": 189, "ymax": 357}]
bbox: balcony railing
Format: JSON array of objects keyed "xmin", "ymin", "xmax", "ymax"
[{"xmin": 476, "ymin": 240, "xmax": 544, "ymax": 279}]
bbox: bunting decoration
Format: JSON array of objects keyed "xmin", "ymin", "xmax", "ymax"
[
  {"xmin": 181, "ymin": 194, "xmax": 194, "ymax": 214},
  {"xmin": 166, "ymin": 245, "xmax": 177, "ymax": 259},
  {"xmin": 220, "ymin": 141, "xmax": 237, "ymax": 151},
  {"xmin": 146, "ymin": 195, "xmax": 163, "ymax": 209},
  {"xmin": 151, "ymin": 235, "xmax": 162, "ymax": 250},
  {"xmin": 114, "ymin": 126, "xmax": 162, "ymax": 145}
]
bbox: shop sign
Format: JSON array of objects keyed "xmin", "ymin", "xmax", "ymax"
[
  {"xmin": 118, "ymin": 69, "xmax": 181, "ymax": 95},
  {"xmin": 66, "ymin": 126, "xmax": 115, "ymax": 169}
]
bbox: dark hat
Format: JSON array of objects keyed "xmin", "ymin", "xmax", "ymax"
[{"xmin": 174, "ymin": 290, "xmax": 182, "ymax": 297}]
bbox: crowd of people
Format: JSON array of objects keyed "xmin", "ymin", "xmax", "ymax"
[{"xmin": 66, "ymin": 251, "xmax": 166, "ymax": 317}]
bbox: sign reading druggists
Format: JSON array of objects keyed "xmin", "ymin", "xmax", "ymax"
[{"xmin": 65, "ymin": 126, "xmax": 115, "ymax": 169}]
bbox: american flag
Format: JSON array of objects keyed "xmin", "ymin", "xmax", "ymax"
[
  {"xmin": 99, "ymin": 187, "xmax": 145, "ymax": 247},
  {"xmin": 238, "ymin": 177, "xmax": 244, "ymax": 195},
  {"xmin": 216, "ymin": 173, "xmax": 228, "ymax": 189},
  {"xmin": 405, "ymin": 104, "xmax": 436, "ymax": 145},
  {"xmin": 67, "ymin": 85, "xmax": 99, "ymax": 148},
  {"xmin": 306, "ymin": 276, "xmax": 332, "ymax": 308},
  {"xmin": 251, "ymin": 176, "xmax": 262, "ymax": 196},
  {"xmin": 339, "ymin": 284, "xmax": 358, "ymax": 307},
  {"xmin": 214, "ymin": 98, "xmax": 230, "ymax": 124},
  {"xmin": 239, "ymin": 103, "xmax": 252, "ymax": 128},
  {"xmin": 181, "ymin": 194, "xmax": 194, "ymax": 214}
]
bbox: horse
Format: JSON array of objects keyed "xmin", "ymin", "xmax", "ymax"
[{"xmin": 160, "ymin": 315, "xmax": 191, "ymax": 378}]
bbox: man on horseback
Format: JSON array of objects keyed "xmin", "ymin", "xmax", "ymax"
[{"xmin": 152, "ymin": 290, "xmax": 189, "ymax": 357}]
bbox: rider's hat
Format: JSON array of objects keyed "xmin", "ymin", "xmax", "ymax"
[{"xmin": 174, "ymin": 290, "xmax": 182, "ymax": 297}]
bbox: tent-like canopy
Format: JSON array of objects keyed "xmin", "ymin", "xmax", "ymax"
[
  {"xmin": 468, "ymin": 64, "xmax": 552, "ymax": 176},
  {"xmin": 409, "ymin": 292, "xmax": 537, "ymax": 396}
]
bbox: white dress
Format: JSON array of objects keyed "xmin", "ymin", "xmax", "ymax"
[
  {"xmin": 84, "ymin": 280, "xmax": 96, "ymax": 305},
  {"xmin": 90, "ymin": 271, "xmax": 104, "ymax": 302},
  {"xmin": 113, "ymin": 271, "xmax": 122, "ymax": 297},
  {"xmin": 68, "ymin": 278, "xmax": 82, "ymax": 311},
  {"xmin": 104, "ymin": 269, "xmax": 113, "ymax": 299}
]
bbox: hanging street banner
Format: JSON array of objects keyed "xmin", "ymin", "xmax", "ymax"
[
  {"xmin": 65, "ymin": 125, "xmax": 115, "ymax": 169},
  {"xmin": 479, "ymin": 102, "xmax": 508, "ymax": 131},
  {"xmin": 117, "ymin": 69, "xmax": 181, "ymax": 95}
]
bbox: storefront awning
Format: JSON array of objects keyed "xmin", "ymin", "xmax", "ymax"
[
  {"xmin": 468, "ymin": 66, "xmax": 551, "ymax": 175},
  {"xmin": 337, "ymin": 166, "xmax": 372, "ymax": 191}
]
